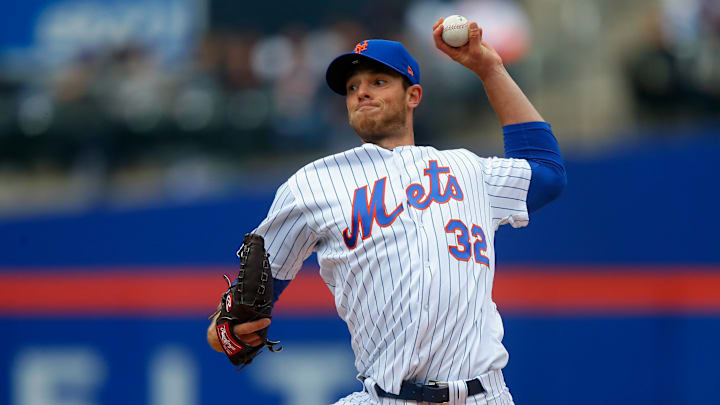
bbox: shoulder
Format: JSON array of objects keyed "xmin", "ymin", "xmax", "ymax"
[
  {"xmin": 431, "ymin": 147, "xmax": 484, "ymax": 166},
  {"xmin": 290, "ymin": 145, "xmax": 372, "ymax": 179},
  {"xmin": 283, "ymin": 146, "xmax": 368, "ymax": 195},
  {"xmin": 428, "ymin": 147, "xmax": 478, "ymax": 158},
  {"xmin": 434, "ymin": 148, "xmax": 529, "ymax": 177},
  {"xmin": 444, "ymin": 148, "xmax": 527, "ymax": 166}
]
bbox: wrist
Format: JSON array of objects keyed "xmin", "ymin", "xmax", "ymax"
[{"xmin": 475, "ymin": 63, "xmax": 507, "ymax": 82}]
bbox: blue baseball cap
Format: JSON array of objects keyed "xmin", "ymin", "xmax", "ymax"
[{"xmin": 325, "ymin": 39, "xmax": 421, "ymax": 95}]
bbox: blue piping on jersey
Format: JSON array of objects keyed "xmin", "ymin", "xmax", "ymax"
[{"xmin": 502, "ymin": 121, "xmax": 567, "ymax": 213}]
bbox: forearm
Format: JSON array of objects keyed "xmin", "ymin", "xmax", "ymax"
[
  {"xmin": 478, "ymin": 65, "xmax": 543, "ymax": 126},
  {"xmin": 432, "ymin": 18, "xmax": 541, "ymax": 126}
]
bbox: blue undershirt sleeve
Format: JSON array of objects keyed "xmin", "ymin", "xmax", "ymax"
[
  {"xmin": 273, "ymin": 278, "xmax": 291, "ymax": 305},
  {"xmin": 503, "ymin": 121, "xmax": 567, "ymax": 213},
  {"xmin": 232, "ymin": 276, "xmax": 290, "ymax": 305}
]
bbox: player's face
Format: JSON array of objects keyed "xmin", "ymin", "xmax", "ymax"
[{"xmin": 345, "ymin": 69, "xmax": 409, "ymax": 143}]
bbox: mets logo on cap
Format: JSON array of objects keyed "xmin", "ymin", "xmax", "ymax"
[{"xmin": 353, "ymin": 40, "xmax": 369, "ymax": 54}]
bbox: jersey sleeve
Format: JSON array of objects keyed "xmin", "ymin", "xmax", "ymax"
[
  {"xmin": 479, "ymin": 156, "xmax": 532, "ymax": 230},
  {"xmin": 252, "ymin": 181, "xmax": 319, "ymax": 281},
  {"xmin": 503, "ymin": 121, "xmax": 566, "ymax": 213}
]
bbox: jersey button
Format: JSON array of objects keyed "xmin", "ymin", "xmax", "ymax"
[{"xmin": 423, "ymin": 304, "xmax": 429, "ymax": 311}]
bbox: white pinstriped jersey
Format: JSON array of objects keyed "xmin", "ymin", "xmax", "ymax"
[{"xmin": 253, "ymin": 142, "xmax": 531, "ymax": 396}]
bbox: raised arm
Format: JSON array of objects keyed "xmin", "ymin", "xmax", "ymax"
[
  {"xmin": 433, "ymin": 18, "xmax": 566, "ymax": 212},
  {"xmin": 432, "ymin": 18, "xmax": 542, "ymax": 125}
]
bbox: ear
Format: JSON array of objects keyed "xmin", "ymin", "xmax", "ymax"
[{"xmin": 406, "ymin": 85, "xmax": 422, "ymax": 110}]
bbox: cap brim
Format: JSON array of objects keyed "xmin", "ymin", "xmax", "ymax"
[{"xmin": 325, "ymin": 52, "xmax": 409, "ymax": 96}]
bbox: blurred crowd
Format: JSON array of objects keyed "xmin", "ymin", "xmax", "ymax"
[
  {"xmin": 1, "ymin": 23, "xmax": 361, "ymax": 167},
  {"xmin": 0, "ymin": 0, "xmax": 718, "ymax": 214},
  {"xmin": 626, "ymin": 0, "xmax": 720, "ymax": 121}
]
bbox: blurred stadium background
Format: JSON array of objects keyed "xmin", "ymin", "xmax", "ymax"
[{"xmin": 1, "ymin": 0, "xmax": 719, "ymax": 404}]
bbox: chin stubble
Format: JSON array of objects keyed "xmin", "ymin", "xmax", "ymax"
[{"xmin": 350, "ymin": 105, "xmax": 406, "ymax": 142}]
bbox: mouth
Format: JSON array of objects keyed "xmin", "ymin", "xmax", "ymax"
[{"xmin": 356, "ymin": 104, "xmax": 379, "ymax": 112}]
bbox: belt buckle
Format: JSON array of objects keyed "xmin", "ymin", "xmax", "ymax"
[
  {"xmin": 426, "ymin": 380, "xmax": 449, "ymax": 404},
  {"xmin": 427, "ymin": 379, "xmax": 448, "ymax": 387}
]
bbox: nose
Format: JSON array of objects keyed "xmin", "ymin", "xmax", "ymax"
[{"xmin": 356, "ymin": 81, "xmax": 371, "ymax": 100}]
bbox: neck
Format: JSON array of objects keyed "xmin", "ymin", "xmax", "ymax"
[{"xmin": 362, "ymin": 119, "xmax": 415, "ymax": 151}]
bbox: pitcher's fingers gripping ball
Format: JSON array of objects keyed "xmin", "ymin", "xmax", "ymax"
[
  {"xmin": 213, "ymin": 233, "xmax": 282, "ymax": 369},
  {"xmin": 433, "ymin": 16, "xmax": 504, "ymax": 79},
  {"xmin": 441, "ymin": 14, "xmax": 469, "ymax": 47}
]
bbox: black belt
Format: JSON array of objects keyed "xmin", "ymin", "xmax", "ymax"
[{"xmin": 373, "ymin": 378, "xmax": 485, "ymax": 403}]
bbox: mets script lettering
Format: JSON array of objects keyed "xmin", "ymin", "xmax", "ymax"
[
  {"xmin": 342, "ymin": 160, "xmax": 465, "ymax": 249},
  {"xmin": 342, "ymin": 178, "xmax": 404, "ymax": 249}
]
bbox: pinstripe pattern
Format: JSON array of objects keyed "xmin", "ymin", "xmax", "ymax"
[{"xmin": 252, "ymin": 143, "xmax": 530, "ymax": 403}]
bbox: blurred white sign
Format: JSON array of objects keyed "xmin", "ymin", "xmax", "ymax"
[
  {"xmin": 251, "ymin": 344, "xmax": 358, "ymax": 405},
  {"xmin": 11, "ymin": 343, "xmax": 356, "ymax": 405},
  {"xmin": 34, "ymin": 0, "xmax": 206, "ymax": 66},
  {"xmin": 13, "ymin": 347, "xmax": 107, "ymax": 405}
]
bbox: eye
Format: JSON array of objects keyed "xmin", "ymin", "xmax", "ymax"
[
  {"xmin": 374, "ymin": 79, "xmax": 387, "ymax": 86},
  {"xmin": 347, "ymin": 84, "xmax": 358, "ymax": 92}
]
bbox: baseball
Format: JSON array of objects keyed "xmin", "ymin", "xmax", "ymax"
[{"xmin": 441, "ymin": 15, "xmax": 469, "ymax": 48}]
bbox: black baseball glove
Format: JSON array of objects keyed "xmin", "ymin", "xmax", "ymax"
[{"xmin": 212, "ymin": 233, "xmax": 281, "ymax": 369}]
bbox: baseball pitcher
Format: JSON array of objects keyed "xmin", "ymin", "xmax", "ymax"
[{"xmin": 207, "ymin": 18, "xmax": 566, "ymax": 404}]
